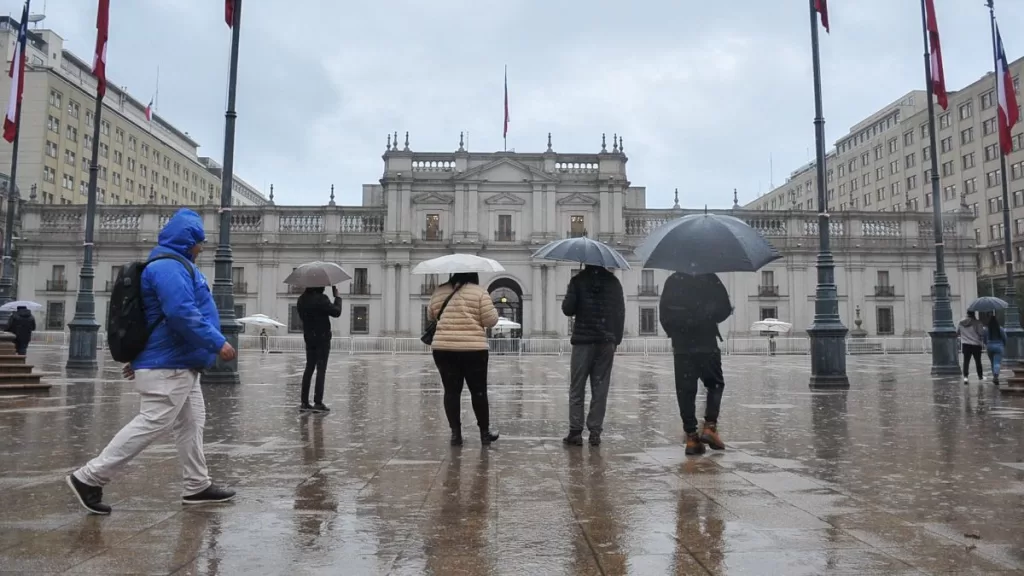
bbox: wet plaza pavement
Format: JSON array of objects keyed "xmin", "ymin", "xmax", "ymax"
[{"xmin": 2, "ymin": 349, "xmax": 1024, "ymax": 575}]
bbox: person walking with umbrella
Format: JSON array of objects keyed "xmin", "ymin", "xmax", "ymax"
[
  {"xmin": 5, "ymin": 305, "xmax": 35, "ymax": 355},
  {"xmin": 286, "ymin": 262, "xmax": 351, "ymax": 413},
  {"xmin": 635, "ymin": 212, "xmax": 781, "ymax": 456},
  {"xmin": 532, "ymin": 237, "xmax": 628, "ymax": 447},
  {"xmin": 958, "ymin": 310, "xmax": 986, "ymax": 384},
  {"xmin": 985, "ymin": 314, "xmax": 1006, "ymax": 385}
]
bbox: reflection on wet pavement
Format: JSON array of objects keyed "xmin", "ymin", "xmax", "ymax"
[{"xmin": 2, "ymin": 349, "xmax": 1024, "ymax": 574}]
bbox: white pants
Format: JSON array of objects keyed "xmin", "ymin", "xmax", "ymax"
[{"xmin": 74, "ymin": 368, "xmax": 211, "ymax": 496}]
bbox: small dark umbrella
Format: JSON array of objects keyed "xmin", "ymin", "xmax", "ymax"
[
  {"xmin": 968, "ymin": 296, "xmax": 1008, "ymax": 313},
  {"xmin": 532, "ymin": 237, "xmax": 631, "ymax": 269},
  {"xmin": 636, "ymin": 213, "xmax": 781, "ymax": 275}
]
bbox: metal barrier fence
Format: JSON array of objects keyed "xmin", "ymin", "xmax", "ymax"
[{"xmin": 29, "ymin": 331, "xmax": 939, "ymax": 357}]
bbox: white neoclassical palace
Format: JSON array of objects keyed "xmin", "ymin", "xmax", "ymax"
[{"xmin": 14, "ymin": 138, "xmax": 980, "ymax": 340}]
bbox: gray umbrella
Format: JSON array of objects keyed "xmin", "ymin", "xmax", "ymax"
[
  {"xmin": 635, "ymin": 213, "xmax": 781, "ymax": 275},
  {"xmin": 532, "ymin": 237, "xmax": 631, "ymax": 270},
  {"xmin": 967, "ymin": 296, "xmax": 1008, "ymax": 313},
  {"xmin": 283, "ymin": 261, "xmax": 352, "ymax": 288}
]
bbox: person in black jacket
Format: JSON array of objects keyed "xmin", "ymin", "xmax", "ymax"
[
  {"xmin": 5, "ymin": 306, "xmax": 35, "ymax": 355},
  {"xmin": 296, "ymin": 286, "xmax": 342, "ymax": 412},
  {"xmin": 560, "ymin": 265, "xmax": 625, "ymax": 447},
  {"xmin": 660, "ymin": 272, "xmax": 732, "ymax": 455}
]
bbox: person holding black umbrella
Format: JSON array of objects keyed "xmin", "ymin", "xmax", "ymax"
[{"xmin": 297, "ymin": 286, "xmax": 342, "ymax": 412}]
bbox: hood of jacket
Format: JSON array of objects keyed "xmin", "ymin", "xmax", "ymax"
[
  {"xmin": 13, "ymin": 308, "xmax": 32, "ymax": 320},
  {"xmin": 155, "ymin": 208, "xmax": 205, "ymax": 261},
  {"xmin": 959, "ymin": 318, "xmax": 981, "ymax": 328}
]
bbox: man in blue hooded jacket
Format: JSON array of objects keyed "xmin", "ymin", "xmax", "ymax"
[{"xmin": 67, "ymin": 208, "xmax": 237, "ymax": 515}]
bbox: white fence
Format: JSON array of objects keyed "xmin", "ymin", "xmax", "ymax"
[{"xmin": 31, "ymin": 331, "xmax": 937, "ymax": 357}]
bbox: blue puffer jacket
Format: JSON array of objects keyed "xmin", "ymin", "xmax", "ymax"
[{"xmin": 132, "ymin": 208, "xmax": 226, "ymax": 370}]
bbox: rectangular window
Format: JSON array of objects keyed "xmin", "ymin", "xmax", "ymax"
[
  {"xmin": 874, "ymin": 145, "xmax": 884, "ymax": 160},
  {"xmin": 759, "ymin": 307, "xmax": 777, "ymax": 321},
  {"xmin": 877, "ymin": 270, "xmax": 890, "ymax": 287},
  {"xmin": 862, "ymin": 174, "xmax": 870, "ymax": 186},
  {"xmin": 905, "ymin": 152, "xmax": 916, "ymax": 169},
  {"xmin": 959, "ymin": 101, "xmax": 973, "ymax": 120},
  {"xmin": 424, "ymin": 214, "xmax": 441, "ymax": 241},
  {"xmin": 288, "ymin": 305, "xmax": 302, "ymax": 333},
  {"xmin": 960, "ymin": 127, "xmax": 974, "ymax": 145},
  {"xmin": 861, "ymin": 152, "xmax": 870, "ymax": 167},
  {"xmin": 45, "ymin": 140, "xmax": 57, "ymax": 158},
  {"xmin": 101, "ymin": 120, "xmax": 110, "ymax": 136},
  {"xmin": 45, "ymin": 301, "xmax": 65, "ymax": 330},
  {"xmin": 964, "ymin": 177, "xmax": 977, "ymax": 195},
  {"xmin": 351, "ymin": 305, "xmax": 369, "ymax": 334},
  {"xmin": 838, "ymin": 164, "xmax": 845, "ymax": 177},
  {"xmin": 990, "ymin": 223, "xmax": 1004, "ymax": 240},
  {"xmin": 65, "ymin": 125, "xmax": 77, "ymax": 142},
  {"xmin": 940, "ymin": 137, "xmax": 953, "ymax": 154},
  {"xmin": 875, "ymin": 167, "xmax": 884, "ymax": 180},
  {"xmin": 1012, "ymin": 161, "xmax": 1024, "ymax": 181},
  {"xmin": 497, "ymin": 214, "xmax": 513, "ymax": 241},
  {"xmin": 876, "ymin": 307, "xmax": 894, "ymax": 336},
  {"xmin": 982, "ymin": 90, "xmax": 995, "ymax": 109},
  {"xmin": 641, "ymin": 269, "xmax": 656, "ymax": 295},
  {"xmin": 983, "ymin": 117, "xmax": 997, "ymax": 136},
  {"xmin": 43, "ymin": 166, "xmax": 55, "ymax": 183},
  {"xmin": 943, "ymin": 184, "xmax": 956, "ymax": 200},
  {"xmin": 63, "ymin": 149, "xmax": 75, "ymax": 165},
  {"xmin": 1016, "ymin": 190, "xmax": 1024, "ymax": 207},
  {"xmin": 67, "ymin": 99, "xmax": 79, "ymax": 118},
  {"xmin": 639, "ymin": 308, "xmax": 658, "ymax": 335},
  {"xmin": 985, "ymin": 143, "xmax": 1000, "ymax": 162},
  {"xmin": 942, "ymin": 160, "xmax": 955, "ymax": 177},
  {"xmin": 989, "ymin": 196, "xmax": 1004, "ymax": 213},
  {"xmin": 876, "ymin": 188, "xmax": 885, "ymax": 201},
  {"xmin": 570, "ymin": 215, "xmax": 586, "ymax": 238},
  {"xmin": 987, "ymin": 170, "xmax": 1002, "ymax": 188},
  {"xmin": 891, "ymin": 181, "xmax": 901, "ymax": 196},
  {"xmin": 962, "ymin": 152, "xmax": 976, "ymax": 170},
  {"xmin": 923, "ymin": 146, "xmax": 932, "ymax": 161},
  {"xmin": 353, "ymin": 267, "xmax": 369, "ymax": 294},
  {"xmin": 903, "ymin": 131, "xmax": 914, "ymax": 146},
  {"xmin": 890, "ymin": 160, "xmax": 899, "ymax": 175},
  {"xmin": 906, "ymin": 175, "xmax": 918, "ymax": 190},
  {"xmin": 115, "ymin": 128, "xmax": 124, "ymax": 143},
  {"xmin": 888, "ymin": 138, "xmax": 898, "ymax": 154},
  {"xmin": 939, "ymin": 113, "xmax": 951, "ymax": 129}
]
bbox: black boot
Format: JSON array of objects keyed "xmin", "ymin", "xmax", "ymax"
[
  {"xmin": 481, "ymin": 430, "xmax": 499, "ymax": 445},
  {"xmin": 450, "ymin": 430, "xmax": 463, "ymax": 446},
  {"xmin": 562, "ymin": 431, "xmax": 583, "ymax": 446}
]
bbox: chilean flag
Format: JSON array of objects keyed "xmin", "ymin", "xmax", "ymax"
[
  {"xmin": 503, "ymin": 66, "xmax": 509, "ymax": 140},
  {"xmin": 226, "ymin": 0, "xmax": 235, "ymax": 28},
  {"xmin": 94, "ymin": 0, "xmax": 109, "ymax": 99},
  {"xmin": 815, "ymin": 0, "xmax": 829, "ymax": 33},
  {"xmin": 995, "ymin": 21, "xmax": 1019, "ymax": 156},
  {"xmin": 145, "ymin": 98, "xmax": 153, "ymax": 122},
  {"xmin": 3, "ymin": 1, "xmax": 29, "ymax": 143},
  {"xmin": 924, "ymin": 0, "xmax": 948, "ymax": 110}
]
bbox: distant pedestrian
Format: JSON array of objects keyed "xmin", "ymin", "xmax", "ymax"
[
  {"xmin": 985, "ymin": 314, "xmax": 1006, "ymax": 385},
  {"xmin": 5, "ymin": 305, "xmax": 35, "ymax": 355},
  {"xmin": 297, "ymin": 285, "xmax": 342, "ymax": 413},
  {"xmin": 428, "ymin": 273, "xmax": 500, "ymax": 446},
  {"xmin": 660, "ymin": 273, "xmax": 733, "ymax": 456},
  {"xmin": 259, "ymin": 328, "xmax": 269, "ymax": 354},
  {"xmin": 560, "ymin": 265, "xmax": 625, "ymax": 447},
  {"xmin": 66, "ymin": 208, "xmax": 236, "ymax": 515},
  {"xmin": 958, "ymin": 310, "xmax": 985, "ymax": 383}
]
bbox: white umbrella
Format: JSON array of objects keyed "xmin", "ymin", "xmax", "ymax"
[
  {"xmin": 493, "ymin": 317, "xmax": 521, "ymax": 332},
  {"xmin": 284, "ymin": 261, "xmax": 352, "ymax": 288},
  {"xmin": 412, "ymin": 254, "xmax": 505, "ymax": 275},
  {"xmin": 0, "ymin": 301, "xmax": 42, "ymax": 312},
  {"xmin": 750, "ymin": 318, "xmax": 792, "ymax": 334},
  {"xmin": 238, "ymin": 316, "xmax": 286, "ymax": 328}
]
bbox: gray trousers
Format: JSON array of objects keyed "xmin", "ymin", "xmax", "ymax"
[{"xmin": 568, "ymin": 342, "xmax": 616, "ymax": 433}]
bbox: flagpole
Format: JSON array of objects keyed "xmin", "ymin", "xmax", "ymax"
[
  {"xmin": 66, "ymin": 0, "xmax": 106, "ymax": 372},
  {"xmin": 0, "ymin": 0, "xmax": 29, "ymax": 320},
  {"xmin": 806, "ymin": 0, "xmax": 848, "ymax": 389},
  {"xmin": 919, "ymin": 0, "xmax": 959, "ymax": 375},
  {"xmin": 203, "ymin": 0, "xmax": 242, "ymax": 385},
  {"xmin": 988, "ymin": 0, "xmax": 1022, "ymax": 362}
]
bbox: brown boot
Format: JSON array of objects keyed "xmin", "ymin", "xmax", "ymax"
[
  {"xmin": 700, "ymin": 421, "xmax": 725, "ymax": 451},
  {"xmin": 684, "ymin": 432, "xmax": 706, "ymax": 456}
]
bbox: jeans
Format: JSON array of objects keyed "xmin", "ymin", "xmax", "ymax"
[
  {"xmin": 301, "ymin": 339, "xmax": 331, "ymax": 405},
  {"xmin": 74, "ymin": 369, "xmax": 211, "ymax": 496},
  {"xmin": 673, "ymin": 350, "xmax": 725, "ymax": 434},
  {"xmin": 962, "ymin": 344, "xmax": 983, "ymax": 378},
  {"xmin": 432, "ymin": 350, "xmax": 489, "ymax": 431},
  {"xmin": 568, "ymin": 342, "xmax": 616, "ymax": 433},
  {"xmin": 988, "ymin": 349, "xmax": 1003, "ymax": 378}
]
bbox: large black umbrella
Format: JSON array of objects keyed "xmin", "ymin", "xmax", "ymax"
[
  {"xmin": 968, "ymin": 296, "xmax": 1008, "ymax": 313},
  {"xmin": 636, "ymin": 213, "xmax": 781, "ymax": 275},
  {"xmin": 532, "ymin": 237, "xmax": 631, "ymax": 269}
]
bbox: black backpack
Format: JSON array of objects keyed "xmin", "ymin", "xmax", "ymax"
[{"xmin": 107, "ymin": 253, "xmax": 195, "ymax": 363}]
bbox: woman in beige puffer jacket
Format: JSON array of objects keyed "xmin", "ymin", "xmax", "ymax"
[{"xmin": 428, "ymin": 272, "xmax": 500, "ymax": 446}]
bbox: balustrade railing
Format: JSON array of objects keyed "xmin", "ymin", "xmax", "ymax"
[{"xmin": 279, "ymin": 213, "xmax": 324, "ymax": 233}]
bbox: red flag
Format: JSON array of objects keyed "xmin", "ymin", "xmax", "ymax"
[
  {"xmin": 815, "ymin": 0, "xmax": 829, "ymax": 33},
  {"xmin": 94, "ymin": 0, "xmax": 109, "ymax": 99},
  {"xmin": 145, "ymin": 98, "xmax": 153, "ymax": 122},
  {"xmin": 226, "ymin": 0, "xmax": 235, "ymax": 28},
  {"xmin": 3, "ymin": 1, "xmax": 29, "ymax": 143},
  {"xmin": 995, "ymin": 22, "xmax": 1019, "ymax": 156},
  {"xmin": 923, "ymin": 0, "xmax": 947, "ymax": 110},
  {"xmin": 503, "ymin": 67, "xmax": 509, "ymax": 140}
]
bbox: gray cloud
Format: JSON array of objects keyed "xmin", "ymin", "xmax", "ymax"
[{"xmin": 30, "ymin": 0, "xmax": 1024, "ymax": 207}]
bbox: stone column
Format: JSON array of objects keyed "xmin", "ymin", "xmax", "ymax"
[
  {"xmin": 530, "ymin": 263, "xmax": 543, "ymax": 336},
  {"xmin": 383, "ymin": 262, "xmax": 396, "ymax": 334},
  {"xmin": 398, "ymin": 263, "xmax": 411, "ymax": 334}
]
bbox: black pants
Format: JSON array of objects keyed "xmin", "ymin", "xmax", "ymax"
[
  {"xmin": 962, "ymin": 344, "xmax": 983, "ymax": 378},
  {"xmin": 673, "ymin": 350, "xmax": 725, "ymax": 435},
  {"xmin": 301, "ymin": 339, "xmax": 331, "ymax": 405},
  {"xmin": 14, "ymin": 338, "xmax": 27, "ymax": 356},
  {"xmin": 432, "ymin": 350, "xmax": 489, "ymax": 431}
]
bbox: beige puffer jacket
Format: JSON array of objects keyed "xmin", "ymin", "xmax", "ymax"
[{"xmin": 428, "ymin": 283, "xmax": 499, "ymax": 351}]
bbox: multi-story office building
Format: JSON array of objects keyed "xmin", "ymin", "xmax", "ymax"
[
  {"xmin": 747, "ymin": 56, "xmax": 1024, "ymax": 286},
  {"xmin": 14, "ymin": 141, "xmax": 978, "ymax": 339},
  {"xmin": 0, "ymin": 16, "xmax": 267, "ymax": 207}
]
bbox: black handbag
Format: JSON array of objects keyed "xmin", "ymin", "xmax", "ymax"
[{"xmin": 421, "ymin": 285, "xmax": 460, "ymax": 345}]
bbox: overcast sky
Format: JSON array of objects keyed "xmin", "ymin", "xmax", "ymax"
[{"xmin": 24, "ymin": 0, "xmax": 1024, "ymax": 208}]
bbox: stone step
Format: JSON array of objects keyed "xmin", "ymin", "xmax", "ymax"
[
  {"xmin": 0, "ymin": 364, "xmax": 35, "ymax": 374},
  {"xmin": 0, "ymin": 355, "xmax": 27, "ymax": 365},
  {"xmin": 0, "ymin": 381, "xmax": 50, "ymax": 391}
]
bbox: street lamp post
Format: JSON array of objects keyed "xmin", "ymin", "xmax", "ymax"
[
  {"xmin": 806, "ymin": 0, "xmax": 849, "ymax": 389},
  {"xmin": 65, "ymin": 82, "xmax": 105, "ymax": 372},
  {"xmin": 202, "ymin": 0, "xmax": 243, "ymax": 385},
  {"xmin": 919, "ymin": 0, "xmax": 959, "ymax": 375}
]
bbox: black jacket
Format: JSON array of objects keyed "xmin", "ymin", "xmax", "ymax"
[
  {"xmin": 297, "ymin": 290, "xmax": 342, "ymax": 341},
  {"xmin": 5, "ymin": 308, "xmax": 35, "ymax": 345},
  {"xmin": 659, "ymin": 273, "xmax": 732, "ymax": 353},
  {"xmin": 562, "ymin": 266, "xmax": 625, "ymax": 345}
]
